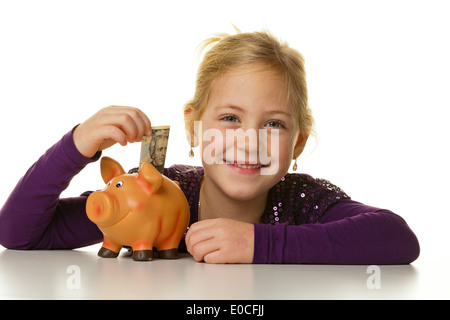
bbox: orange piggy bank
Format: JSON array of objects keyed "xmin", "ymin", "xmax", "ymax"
[{"xmin": 86, "ymin": 157, "xmax": 190, "ymax": 261}]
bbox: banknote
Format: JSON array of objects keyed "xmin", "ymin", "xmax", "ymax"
[{"xmin": 139, "ymin": 125, "xmax": 170, "ymax": 173}]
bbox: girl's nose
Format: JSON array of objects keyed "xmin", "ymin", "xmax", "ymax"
[{"xmin": 233, "ymin": 127, "xmax": 259, "ymax": 163}]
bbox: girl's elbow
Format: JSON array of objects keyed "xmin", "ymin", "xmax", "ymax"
[
  {"xmin": 399, "ymin": 228, "xmax": 420, "ymax": 264},
  {"xmin": 384, "ymin": 213, "xmax": 420, "ymax": 264},
  {"xmin": 0, "ymin": 215, "xmax": 34, "ymax": 250},
  {"xmin": 0, "ymin": 239, "xmax": 29, "ymax": 250},
  {"xmin": 0, "ymin": 233, "xmax": 35, "ymax": 250},
  {"xmin": 366, "ymin": 211, "xmax": 420, "ymax": 264}
]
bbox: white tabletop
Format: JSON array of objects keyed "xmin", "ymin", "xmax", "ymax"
[{"xmin": 0, "ymin": 245, "xmax": 449, "ymax": 300}]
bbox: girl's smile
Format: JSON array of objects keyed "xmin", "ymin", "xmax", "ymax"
[{"xmin": 225, "ymin": 161, "xmax": 264, "ymax": 175}]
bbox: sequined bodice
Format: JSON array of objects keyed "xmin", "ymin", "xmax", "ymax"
[
  {"xmin": 129, "ymin": 165, "xmax": 350, "ymax": 226},
  {"xmin": 261, "ymin": 174, "xmax": 349, "ymax": 225}
]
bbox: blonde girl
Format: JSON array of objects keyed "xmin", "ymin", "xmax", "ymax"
[{"xmin": 0, "ymin": 30, "xmax": 419, "ymax": 264}]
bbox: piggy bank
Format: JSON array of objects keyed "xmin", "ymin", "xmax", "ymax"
[{"xmin": 86, "ymin": 156, "xmax": 190, "ymax": 261}]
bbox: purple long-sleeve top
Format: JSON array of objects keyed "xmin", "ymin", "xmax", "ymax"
[{"xmin": 0, "ymin": 128, "xmax": 420, "ymax": 264}]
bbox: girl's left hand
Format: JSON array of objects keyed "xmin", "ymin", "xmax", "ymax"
[{"xmin": 185, "ymin": 218, "xmax": 254, "ymax": 264}]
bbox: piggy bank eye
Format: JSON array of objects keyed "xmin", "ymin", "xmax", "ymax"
[
  {"xmin": 115, "ymin": 181, "xmax": 124, "ymax": 188},
  {"xmin": 107, "ymin": 181, "xmax": 112, "ymax": 187}
]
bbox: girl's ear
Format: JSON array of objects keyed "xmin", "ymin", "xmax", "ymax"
[
  {"xmin": 293, "ymin": 134, "xmax": 309, "ymax": 159},
  {"xmin": 184, "ymin": 105, "xmax": 200, "ymax": 147},
  {"xmin": 184, "ymin": 105, "xmax": 194, "ymax": 145}
]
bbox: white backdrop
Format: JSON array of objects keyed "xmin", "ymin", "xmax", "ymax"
[{"xmin": 1, "ymin": 0, "xmax": 449, "ymax": 260}]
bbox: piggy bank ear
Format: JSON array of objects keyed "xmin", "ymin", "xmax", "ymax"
[
  {"xmin": 138, "ymin": 162, "xmax": 163, "ymax": 193},
  {"xmin": 100, "ymin": 157, "xmax": 126, "ymax": 184}
]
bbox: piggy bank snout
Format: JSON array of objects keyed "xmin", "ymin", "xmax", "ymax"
[{"xmin": 86, "ymin": 192, "xmax": 118, "ymax": 227}]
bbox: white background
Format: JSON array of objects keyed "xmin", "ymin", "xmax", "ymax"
[{"xmin": 1, "ymin": 0, "xmax": 449, "ymax": 262}]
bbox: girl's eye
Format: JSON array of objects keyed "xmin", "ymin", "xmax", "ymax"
[
  {"xmin": 115, "ymin": 181, "xmax": 124, "ymax": 188},
  {"xmin": 221, "ymin": 115, "xmax": 239, "ymax": 122},
  {"xmin": 265, "ymin": 120, "xmax": 285, "ymax": 128}
]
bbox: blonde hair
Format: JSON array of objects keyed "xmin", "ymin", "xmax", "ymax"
[{"xmin": 185, "ymin": 30, "xmax": 314, "ymax": 138}]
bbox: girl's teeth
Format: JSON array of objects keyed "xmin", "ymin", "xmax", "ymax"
[{"xmin": 234, "ymin": 163, "xmax": 261, "ymax": 169}]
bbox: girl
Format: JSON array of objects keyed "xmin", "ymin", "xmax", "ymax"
[{"xmin": 0, "ymin": 31, "xmax": 420, "ymax": 264}]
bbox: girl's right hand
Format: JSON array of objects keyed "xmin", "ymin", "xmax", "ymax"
[{"xmin": 73, "ymin": 106, "xmax": 152, "ymax": 159}]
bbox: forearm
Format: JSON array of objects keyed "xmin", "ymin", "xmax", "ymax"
[
  {"xmin": 253, "ymin": 200, "xmax": 420, "ymax": 264},
  {"xmin": 0, "ymin": 127, "xmax": 101, "ymax": 249}
]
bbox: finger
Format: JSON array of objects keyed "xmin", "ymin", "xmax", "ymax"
[
  {"xmin": 185, "ymin": 221, "xmax": 219, "ymax": 253},
  {"xmin": 100, "ymin": 106, "xmax": 150, "ymax": 141},
  {"xmin": 189, "ymin": 237, "xmax": 220, "ymax": 262},
  {"xmin": 100, "ymin": 113, "xmax": 139, "ymax": 143},
  {"xmin": 185, "ymin": 220, "xmax": 218, "ymax": 250},
  {"xmin": 103, "ymin": 125, "xmax": 128, "ymax": 146},
  {"xmin": 134, "ymin": 108, "xmax": 152, "ymax": 136},
  {"xmin": 203, "ymin": 249, "xmax": 226, "ymax": 264},
  {"xmin": 122, "ymin": 107, "xmax": 151, "ymax": 141}
]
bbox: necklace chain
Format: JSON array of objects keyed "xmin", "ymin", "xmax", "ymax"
[{"xmin": 198, "ymin": 178, "xmax": 204, "ymax": 221}]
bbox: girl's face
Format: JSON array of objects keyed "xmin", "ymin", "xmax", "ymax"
[{"xmin": 197, "ymin": 64, "xmax": 306, "ymax": 202}]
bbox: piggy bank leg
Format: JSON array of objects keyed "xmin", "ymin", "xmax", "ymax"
[
  {"xmin": 132, "ymin": 250, "xmax": 153, "ymax": 261},
  {"xmin": 158, "ymin": 248, "xmax": 179, "ymax": 259},
  {"xmin": 98, "ymin": 238, "xmax": 122, "ymax": 258},
  {"xmin": 155, "ymin": 212, "xmax": 187, "ymax": 259},
  {"xmin": 156, "ymin": 240, "xmax": 181, "ymax": 259},
  {"xmin": 131, "ymin": 241, "xmax": 154, "ymax": 261},
  {"xmin": 98, "ymin": 247, "xmax": 120, "ymax": 258}
]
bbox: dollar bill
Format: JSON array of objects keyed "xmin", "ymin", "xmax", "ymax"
[{"xmin": 139, "ymin": 125, "xmax": 170, "ymax": 173}]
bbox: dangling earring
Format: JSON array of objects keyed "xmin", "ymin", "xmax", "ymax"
[
  {"xmin": 189, "ymin": 140, "xmax": 194, "ymax": 158},
  {"xmin": 292, "ymin": 158, "xmax": 298, "ymax": 171}
]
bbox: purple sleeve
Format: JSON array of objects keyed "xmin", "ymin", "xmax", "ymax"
[
  {"xmin": 0, "ymin": 127, "xmax": 103, "ymax": 249},
  {"xmin": 253, "ymin": 199, "xmax": 420, "ymax": 264}
]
